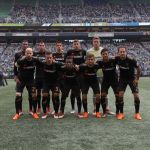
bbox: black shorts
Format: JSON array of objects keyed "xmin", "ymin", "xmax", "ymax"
[
  {"xmin": 82, "ymin": 78, "xmax": 100, "ymax": 95},
  {"xmin": 42, "ymin": 83, "xmax": 60, "ymax": 94},
  {"xmin": 35, "ymin": 78, "xmax": 43, "ymax": 90},
  {"xmin": 16, "ymin": 79, "xmax": 34, "ymax": 94},
  {"xmin": 57, "ymin": 77, "xmax": 64, "ymax": 92},
  {"xmin": 101, "ymin": 79, "xmax": 118, "ymax": 94},
  {"xmin": 118, "ymin": 79, "xmax": 139, "ymax": 93},
  {"xmin": 62, "ymin": 81, "xmax": 80, "ymax": 98}
]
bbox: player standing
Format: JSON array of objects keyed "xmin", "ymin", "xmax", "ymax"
[{"xmin": 116, "ymin": 47, "xmax": 142, "ymax": 120}]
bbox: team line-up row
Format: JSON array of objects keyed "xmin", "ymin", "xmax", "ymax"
[{"xmin": 12, "ymin": 38, "xmax": 142, "ymax": 120}]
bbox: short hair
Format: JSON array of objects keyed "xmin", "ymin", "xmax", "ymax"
[
  {"xmin": 22, "ymin": 40, "xmax": 28, "ymax": 43},
  {"xmin": 73, "ymin": 39, "xmax": 80, "ymax": 43},
  {"xmin": 92, "ymin": 36, "xmax": 100, "ymax": 41},
  {"xmin": 101, "ymin": 48, "xmax": 108, "ymax": 54},
  {"xmin": 39, "ymin": 40, "xmax": 45, "ymax": 44},
  {"xmin": 45, "ymin": 51, "xmax": 52, "ymax": 55},
  {"xmin": 117, "ymin": 46, "xmax": 127, "ymax": 52},
  {"xmin": 56, "ymin": 40, "xmax": 63, "ymax": 44},
  {"xmin": 86, "ymin": 53, "xmax": 95, "ymax": 59}
]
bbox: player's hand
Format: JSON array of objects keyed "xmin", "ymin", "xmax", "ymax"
[
  {"xmin": 20, "ymin": 56, "xmax": 26, "ymax": 60},
  {"xmin": 133, "ymin": 79, "xmax": 138, "ymax": 86},
  {"xmin": 75, "ymin": 65, "xmax": 79, "ymax": 71},
  {"xmin": 53, "ymin": 59, "xmax": 56, "ymax": 63},
  {"xmin": 14, "ymin": 76, "xmax": 20, "ymax": 84}
]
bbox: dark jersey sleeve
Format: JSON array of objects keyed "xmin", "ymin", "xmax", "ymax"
[
  {"xmin": 14, "ymin": 53, "xmax": 20, "ymax": 76},
  {"xmin": 131, "ymin": 59, "xmax": 138, "ymax": 68},
  {"xmin": 96, "ymin": 60, "xmax": 103, "ymax": 69}
]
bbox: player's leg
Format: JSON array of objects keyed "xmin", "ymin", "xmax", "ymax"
[
  {"xmin": 31, "ymin": 85, "xmax": 39, "ymax": 119},
  {"xmin": 72, "ymin": 84, "xmax": 82, "ymax": 118},
  {"xmin": 52, "ymin": 85, "xmax": 60, "ymax": 119},
  {"xmin": 41, "ymin": 83, "xmax": 49, "ymax": 119},
  {"xmin": 70, "ymin": 91, "xmax": 75, "ymax": 113},
  {"xmin": 111, "ymin": 80, "xmax": 120, "ymax": 116},
  {"xmin": 26, "ymin": 84, "xmax": 33, "ymax": 114},
  {"xmin": 117, "ymin": 80, "xmax": 127, "ymax": 120},
  {"xmin": 129, "ymin": 81, "xmax": 142, "ymax": 120},
  {"xmin": 92, "ymin": 77, "xmax": 101, "ymax": 115},
  {"xmin": 81, "ymin": 82, "xmax": 89, "ymax": 118},
  {"xmin": 101, "ymin": 81, "xmax": 110, "ymax": 117},
  {"xmin": 13, "ymin": 81, "xmax": 24, "ymax": 120},
  {"xmin": 59, "ymin": 84, "xmax": 70, "ymax": 118},
  {"xmin": 91, "ymin": 81, "xmax": 101, "ymax": 118}
]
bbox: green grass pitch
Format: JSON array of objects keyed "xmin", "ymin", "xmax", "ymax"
[{"xmin": 0, "ymin": 78, "xmax": 150, "ymax": 150}]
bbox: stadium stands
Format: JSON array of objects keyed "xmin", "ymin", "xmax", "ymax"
[{"xmin": 1, "ymin": 0, "xmax": 150, "ymax": 24}]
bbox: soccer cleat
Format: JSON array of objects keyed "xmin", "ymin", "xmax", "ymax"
[
  {"xmin": 70, "ymin": 110, "xmax": 75, "ymax": 114},
  {"xmin": 19, "ymin": 110, "xmax": 23, "ymax": 116},
  {"xmin": 117, "ymin": 113, "xmax": 125, "ymax": 120},
  {"xmin": 13, "ymin": 114, "xmax": 20, "ymax": 120},
  {"xmin": 37, "ymin": 108, "xmax": 41, "ymax": 115},
  {"xmin": 83, "ymin": 112, "xmax": 88, "ymax": 118},
  {"xmin": 106, "ymin": 109, "xmax": 115, "ymax": 115},
  {"xmin": 54, "ymin": 113, "xmax": 59, "ymax": 119},
  {"xmin": 135, "ymin": 113, "xmax": 142, "ymax": 120},
  {"xmin": 33, "ymin": 113, "xmax": 39, "ymax": 119},
  {"xmin": 102, "ymin": 113, "xmax": 107, "ymax": 118},
  {"xmin": 92, "ymin": 109, "xmax": 96, "ymax": 116},
  {"xmin": 29, "ymin": 110, "xmax": 33, "ymax": 115},
  {"xmin": 116, "ymin": 113, "xmax": 119, "ymax": 118},
  {"xmin": 42, "ymin": 113, "xmax": 48, "ymax": 119},
  {"xmin": 59, "ymin": 112, "xmax": 65, "ymax": 119},
  {"xmin": 46, "ymin": 107, "xmax": 52, "ymax": 115},
  {"xmin": 51, "ymin": 110, "xmax": 55, "ymax": 115},
  {"xmin": 96, "ymin": 112, "xmax": 101, "ymax": 118},
  {"xmin": 77, "ymin": 113, "xmax": 83, "ymax": 118}
]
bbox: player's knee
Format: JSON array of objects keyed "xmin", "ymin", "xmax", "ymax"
[
  {"xmin": 134, "ymin": 95, "xmax": 140, "ymax": 103},
  {"xmin": 82, "ymin": 94, "xmax": 87, "ymax": 102},
  {"xmin": 95, "ymin": 94, "xmax": 100, "ymax": 103},
  {"xmin": 42, "ymin": 92, "xmax": 48, "ymax": 97},
  {"xmin": 119, "ymin": 91, "xmax": 124, "ymax": 97},
  {"xmin": 16, "ymin": 92, "xmax": 21, "ymax": 97},
  {"xmin": 32, "ymin": 87, "xmax": 36, "ymax": 93},
  {"xmin": 53, "ymin": 92, "xmax": 59, "ymax": 98},
  {"xmin": 133, "ymin": 93, "xmax": 139, "ymax": 99},
  {"xmin": 15, "ymin": 93, "xmax": 22, "ymax": 102},
  {"xmin": 101, "ymin": 92, "xmax": 107, "ymax": 97},
  {"xmin": 32, "ymin": 93, "xmax": 36, "ymax": 100},
  {"xmin": 37, "ymin": 89, "xmax": 41, "ymax": 95}
]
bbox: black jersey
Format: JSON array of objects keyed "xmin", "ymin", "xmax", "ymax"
[
  {"xmin": 66, "ymin": 49, "xmax": 86, "ymax": 65},
  {"xmin": 34, "ymin": 51, "xmax": 45, "ymax": 79},
  {"xmin": 14, "ymin": 51, "xmax": 25, "ymax": 76},
  {"xmin": 61, "ymin": 65, "xmax": 77, "ymax": 84},
  {"xmin": 115, "ymin": 56, "xmax": 138, "ymax": 80},
  {"xmin": 53, "ymin": 52, "xmax": 66, "ymax": 63},
  {"xmin": 97, "ymin": 58, "xmax": 118, "ymax": 81},
  {"xmin": 16, "ymin": 57, "xmax": 38, "ymax": 81},
  {"xmin": 41, "ymin": 62, "xmax": 63, "ymax": 84},
  {"xmin": 79, "ymin": 63, "xmax": 99, "ymax": 81}
]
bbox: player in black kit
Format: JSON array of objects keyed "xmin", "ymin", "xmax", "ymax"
[
  {"xmin": 40, "ymin": 52, "xmax": 63, "ymax": 119},
  {"xmin": 59, "ymin": 57, "xmax": 83, "ymax": 118},
  {"xmin": 13, "ymin": 40, "xmax": 33, "ymax": 116},
  {"xmin": 66, "ymin": 40, "xmax": 86, "ymax": 113},
  {"xmin": 34, "ymin": 41, "xmax": 47, "ymax": 114},
  {"xmin": 96, "ymin": 48, "xmax": 119, "ymax": 117},
  {"xmin": 13, "ymin": 48, "xmax": 39, "ymax": 120},
  {"xmin": 116, "ymin": 47, "xmax": 142, "ymax": 120},
  {"xmin": 79, "ymin": 53, "xmax": 101, "ymax": 118}
]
